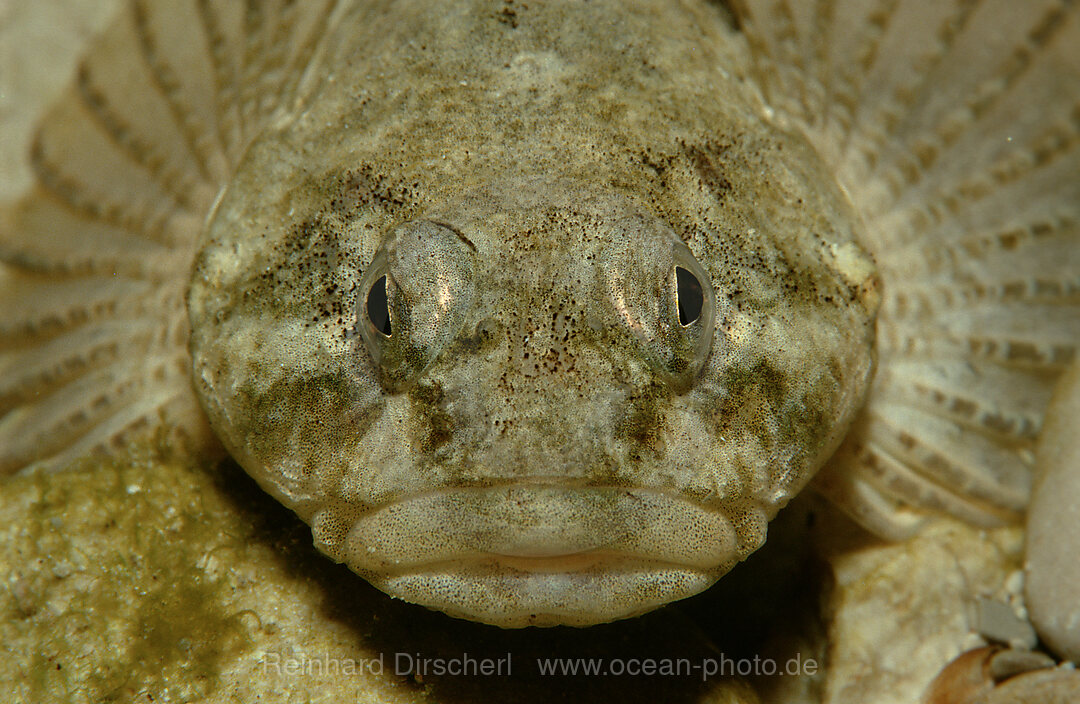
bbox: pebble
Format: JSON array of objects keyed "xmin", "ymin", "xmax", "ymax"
[
  {"xmin": 1025, "ymin": 363, "xmax": 1080, "ymax": 663},
  {"xmin": 975, "ymin": 597, "xmax": 1037, "ymax": 650}
]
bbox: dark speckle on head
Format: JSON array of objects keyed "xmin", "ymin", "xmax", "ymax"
[{"xmin": 409, "ymin": 381, "xmax": 456, "ymax": 454}]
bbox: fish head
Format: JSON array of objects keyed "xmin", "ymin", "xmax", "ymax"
[{"xmin": 188, "ymin": 52, "xmax": 879, "ymax": 627}]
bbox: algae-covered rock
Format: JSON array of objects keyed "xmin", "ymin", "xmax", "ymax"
[{"xmin": 0, "ymin": 449, "xmax": 413, "ymax": 702}]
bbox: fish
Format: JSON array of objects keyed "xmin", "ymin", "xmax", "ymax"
[{"xmin": 1, "ymin": 0, "xmax": 1077, "ymax": 629}]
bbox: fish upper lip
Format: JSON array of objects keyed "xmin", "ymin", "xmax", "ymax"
[{"xmin": 339, "ymin": 484, "xmax": 752, "ymax": 575}]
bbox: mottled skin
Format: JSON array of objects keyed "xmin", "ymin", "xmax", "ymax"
[{"xmin": 188, "ymin": 0, "xmax": 878, "ymax": 627}]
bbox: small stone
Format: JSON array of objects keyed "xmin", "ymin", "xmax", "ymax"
[
  {"xmin": 1025, "ymin": 363, "xmax": 1080, "ymax": 663},
  {"xmin": 922, "ymin": 647, "xmax": 997, "ymax": 704},
  {"xmin": 986, "ymin": 648, "xmax": 1055, "ymax": 682},
  {"xmin": 975, "ymin": 597, "xmax": 1037, "ymax": 650},
  {"xmin": 51, "ymin": 559, "xmax": 74, "ymax": 579}
]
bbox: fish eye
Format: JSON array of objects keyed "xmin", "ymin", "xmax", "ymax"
[
  {"xmin": 356, "ymin": 220, "xmax": 475, "ymax": 388},
  {"xmin": 676, "ymin": 265, "xmax": 704, "ymax": 326},
  {"xmin": 366, "ymin": 275, "xmax": 392, "ymax": 337},
  {"xmin": 602, "ymin": 223, "xmax": 718, "ymax": 392}
]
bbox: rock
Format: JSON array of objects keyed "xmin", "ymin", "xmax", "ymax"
[
  {"xmin": 1025, "ymin": 363, "xmax": 1080, "ymax": 663},
  {"xmin": 812, "ymin": 510, "xmax": 1024, "ymax": 704}
]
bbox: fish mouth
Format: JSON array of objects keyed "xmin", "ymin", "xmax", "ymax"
[{"xmin": 336, "ymin": 485, "xmax": 756, "ymax": 627}]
